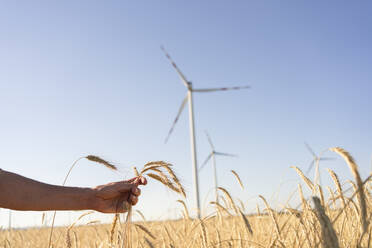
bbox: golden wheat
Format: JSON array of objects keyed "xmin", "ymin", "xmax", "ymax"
[
  {"xmin": 290, "ymin": 166, "xmax": 315, "ymax": 192},
  {"xmin": 49, "ymin": 155, "xmax": 117, "ymax": 248},
  {"xmin": 231, "ymin": 170, "xmax": 244, "ymax": 190},
  {"xmin": 312, "ymin": 196, "xmax": 339, "ymax": 248},
  {"xmin": 86, "ymin": 155, "xmax": 117, "ymax": 171},
  {"xmin": 3, "ymin": 148, "xmax": 372, "ymax": 248},
  {"xmin": 330, "ymin": 147, "xmax": 368, "ymax": 235}
]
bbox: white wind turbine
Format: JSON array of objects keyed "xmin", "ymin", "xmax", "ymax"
[
  {"xmin": 199, "ymin": 131, "xmax": 237, "ymax": 203},
  {"xmin": 304, "ymin": 142, "xmax": 335, "ymax": 190},
  {"xmin": 161, "ymin": 46, "xmax": 250, "ymax": 218}
]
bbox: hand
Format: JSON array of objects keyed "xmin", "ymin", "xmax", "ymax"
[{"xmin": 91, "ymin": 176, "xmax": 147, "ymax": 213}]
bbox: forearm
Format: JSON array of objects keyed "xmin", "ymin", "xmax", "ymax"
[{"xmin": 0, "ymin": 169, "xmax": 94, "ymax": 211}]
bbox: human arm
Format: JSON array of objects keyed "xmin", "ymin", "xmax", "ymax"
[{"xmin": 0, "ymin": 169, "xmax": 146, "ymax": 213}]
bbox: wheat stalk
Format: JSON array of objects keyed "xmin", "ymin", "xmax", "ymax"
[
  {"xmin": 135, "ymin": 224, "xmax": 156, "ymax": 240},
  {"xmin": 330, "ymin": 147, "xmax": 368, "ymax": 235},
  {"xmin": 140, "ymin": 161, "xmax": 185, "ymax": 197},
  {"xmin": 124, "ymin": 202, "xmax": 133, "ymax": 248},
  {"xmin": 66, "ymin": 229, "xmax": 72, "ymax": 248},
  {"xmin": 140, "ymin": 161, "xmax": 173, "ymax": 174},
  {"xmin": 65, "ymin": 211, "xmax": 93, "ymax": 248},
  {"xmin": 217, "ymin": 187, "xmax": 238, "ymax": 214},
  {"xmin": 291, "ymin": 166, "xmax": 315, "ymax": 192},
  {"xmin": 326, "ymin": 186, "xmax": 337, "ymax": 209},
  {"xmin": 86, "ymin": 155, "xmax": 117, "ymax": 170},
  {"xmin": 146, "ymin": 173, "xmax": 182, "ymax": 194},
  {"xmin": 259, "ymin": 195, "xmax": 281, "ymax": 239},
  {"xmin": 210, "ymin": 201, "xmax": 232, "ymax": 216},
  {"xmin": 199, "ymin": 219, "xmax": 208, "ymax": 248},
  {"xmin": 238, "ymin": 209, "xmax": 253, "ymax": 235},
  {"xmin": 86, "ymin": 220, "xmax": 100, "ymax": 225},
  {"xmin": 162, "ymin": 165, "xmax": 186, "ymax": 197},
  {"xmin": 318, "ymin": 184, "xmax": 325, "ymax": 207},
  {"xmin": 113, "ymin": 161, "xmax": 185, "ymax": 248},
  {"xmin": 133, "ymin": 166, "xmax": 140, "ymax": 177},
  {"xmin": 327, "ymin": 168, "xmax": 346, "ymax": 208},
  {"xmin": 144, "ymin": 237, "xmax": 155, "ymax": 248},
  {"xmin": 231, "ymin": 170, "xmax": 244, "ymax": 190},
  {"xmin": 110, "ymin": 213, "xmax": 119, "ymax": 244},
  {"xmin": 297, "ymin": 184, "xmax": 308, "ymax": 211},
  {"xmin": 312, "ymin": 196, "xmax": 339, "ymax": 248},
  {"xmin": 49, "ymin": 156, "xmax": 117, "ymax": 248},
  {"xmin": 135, "ymin": 210, "xmax": 146, "ymax": 222},
  {"xmin": 177, "ymin": 200, "xmax": 190, "ymax": 219}
]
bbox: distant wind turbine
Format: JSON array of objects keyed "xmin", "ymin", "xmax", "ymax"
[
  {"xmin": 304, "ymin": 142, "xmax": 334, "ymax": 190},
  {"xmin": 161, "ymin": 46, "xmax": 250, "ymax": 218},
  {"xmin": 199, "ymin": 131, "xmax": 237, "ymax": 203}
]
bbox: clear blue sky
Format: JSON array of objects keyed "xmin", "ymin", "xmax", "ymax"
[{"xmin": 0, "ymin": 1, "xmax": 371, "ymax": 227}]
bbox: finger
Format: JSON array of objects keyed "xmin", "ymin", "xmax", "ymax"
[
  {"xmin": 140, "ymin": 176, "xmax": 147, "ymax": 185},
  {"xmin": 129, "ymin": 195, "xmax": 138, "ymax": 206},
  {"xmin": 115, "ymin": 182, "xmax": 134, "ymax": 193},
  {"xmin": 114, "ymin": 177, "xmax": 147, "ymax": 194},
  {"xmin": 134, "ymin": 176, "xmax": 147, "ymax": 186},
  {"xmin": 131, "ymin": 187, "xmax": 141, "ymax": 196},
  {"xmin": 126, "ymin": 177, "xmax": 139, "ymax": 183}
]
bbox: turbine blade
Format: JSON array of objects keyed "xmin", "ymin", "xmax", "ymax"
[
  {"xmin": 304, "ymin": 142, "xmax": 317, "ymax": 158},
  {"xmin": 161, "ymin": 46, "xmax": 189, "ymax": 87},
  {"xmin": 193, "ymin": 85, "xmax": 250, "ymax": 93},
  {"xmin": 214, "ymin": 152, "xmax": 238, "ymax": 157},
  {"xmin": 199, "ymin": 153, "xmax": 213, "ymax": 171},
  {"xmin": 164, "ymin": 95, "xmax": 189, "ymax": 143},
  {"xmin": 319, "ymin": 157, "xmax": 335, "ymax": 161},
  {"xmin": 204, "ymin": 131, "xmax": 215, "ymax": 150},
  {"xmin": 305, "ymin": 160, "xmax": 315, "ymax": 175}
]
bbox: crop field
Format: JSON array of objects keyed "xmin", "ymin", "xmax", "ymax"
[{"xmin": 1, "ymin": 147, "xmax": 371, "ymax": 248}]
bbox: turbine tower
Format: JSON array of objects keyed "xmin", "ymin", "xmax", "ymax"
[
  {"xmin": 199, "ymin": 131, "xmax": 237, "ymax": 203},
  {"xmin": 161, "ymin": 46, "xmax": 250, "ymax": 218}
]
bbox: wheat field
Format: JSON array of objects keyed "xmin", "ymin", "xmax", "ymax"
[{"xmin": 1, "ymin": 147, "xmax": 371, "ymax": 248}]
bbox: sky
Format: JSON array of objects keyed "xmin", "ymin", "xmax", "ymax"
[{"xmin": 0, "ymin": 1, "xmax": 371, "ymax": 228}]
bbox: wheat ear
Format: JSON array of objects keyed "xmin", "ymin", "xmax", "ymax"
[
  {"xmin": 231, "ymin": 170, "xmax": 244, "ymax": 190},
  {"xmin": 291, "ymin": 166, "xmax": 315, "ymax": 191},
  {"xmin": 330, "ymin": 147, "xmax": 368, "ymax": 234},
  {"xmin": 135, "ymin": 224, "xmax": 156, "ymax": 240},
  {"xmin": 327, "ymin": 168, "xmax": 346, "ymax": 208},
  {"xmin": 177, "ymin": 200, "xmax": 190, "ymax": 219},
  {"xmin": 259, "ymin": 195, "xmax": 281, "ymax": 239},
  {"xmin": 49, "ymin": 156, "xmax": 117, "ymax": 248}
]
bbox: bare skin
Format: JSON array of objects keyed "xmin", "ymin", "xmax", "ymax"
[{"xmin": 0, "ymin": 169, "xmax": 147, "ymax": 213}]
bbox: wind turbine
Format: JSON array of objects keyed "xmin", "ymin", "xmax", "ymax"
[
  {"xmin": 161, "ymin": 46, "xmax": 250, "ymax": 218},
  {"xmin": 199, "ymin": 131, "xmax": 237, "ymax": 203},
  {"xmin": 304, "ymin": 142, "xmax": 334, "ymax": 190}
]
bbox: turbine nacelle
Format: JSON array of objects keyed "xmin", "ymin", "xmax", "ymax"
[
  {"xmin": 304, "ymin": 142, "xmax": 335, "ymax": 187},
  {"xmin": 199, "ymin": 131, "xmax": 237, "ymax": 172},
  {"xmin": 187, "ymin": 82, "xmax": 192, "ymax": 90}
]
